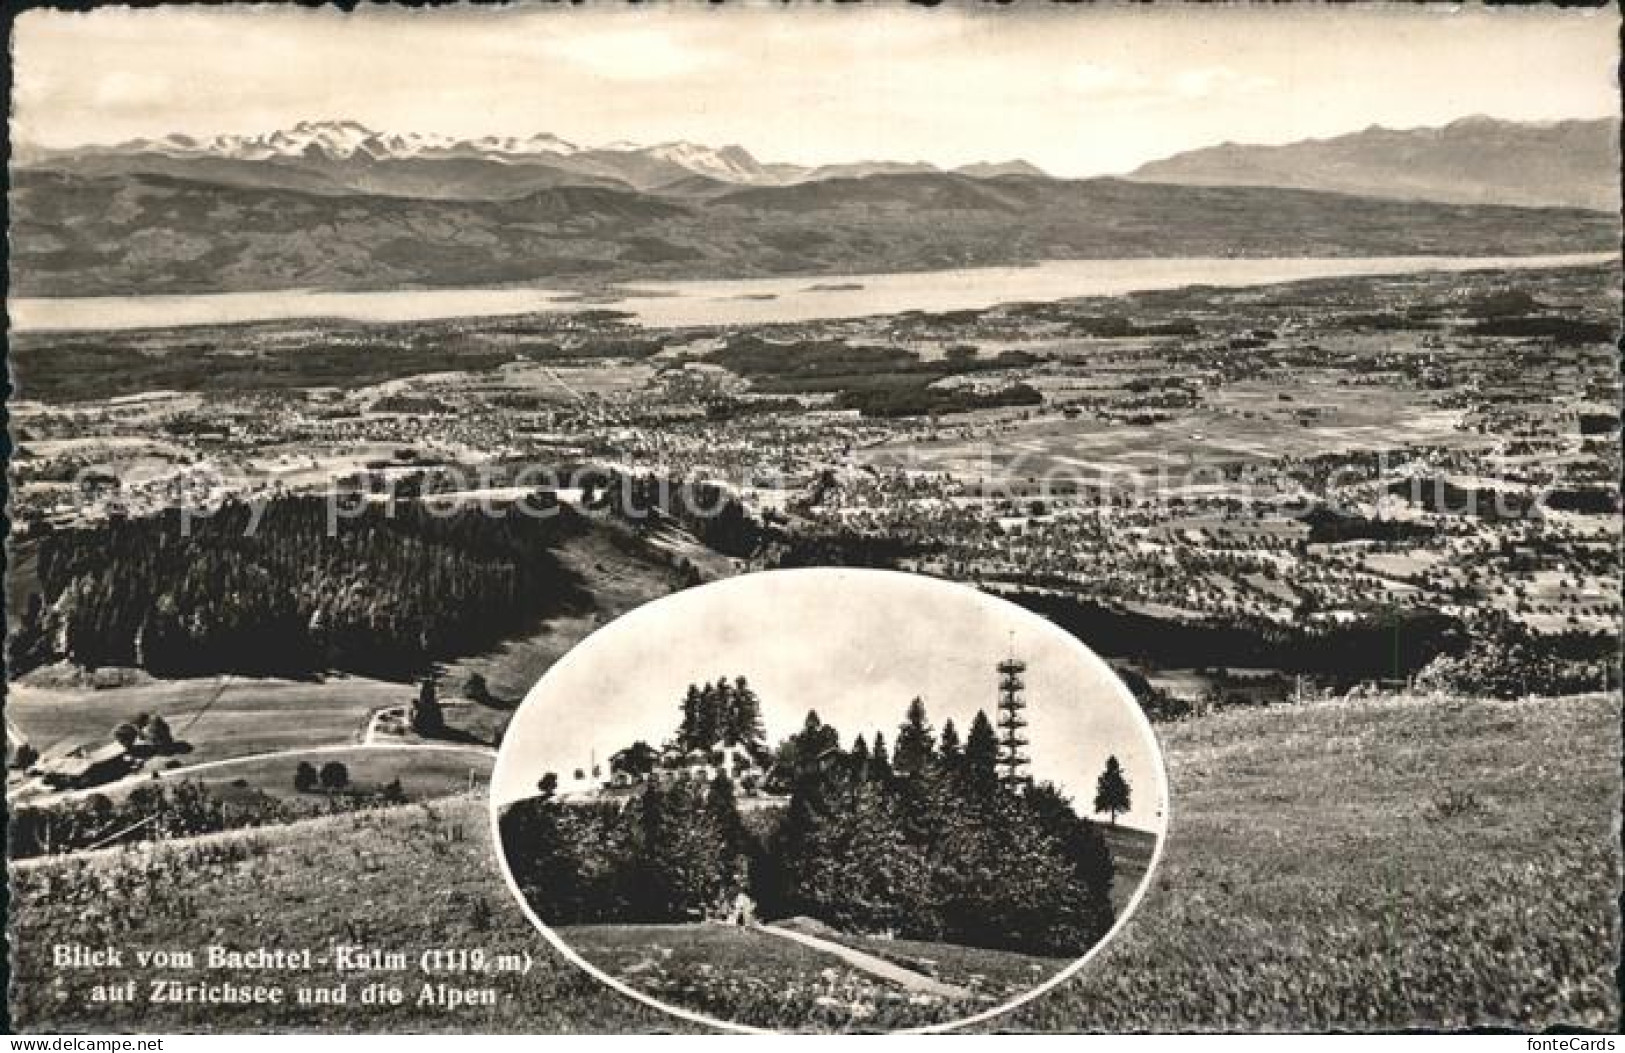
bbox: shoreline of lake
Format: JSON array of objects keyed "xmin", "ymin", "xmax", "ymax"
[{"xmin": 10, "ymin": 252, "xmax": 1617, "ymax": 335}]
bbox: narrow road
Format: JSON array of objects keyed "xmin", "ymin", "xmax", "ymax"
[
  {"xmin": 14, "ymin": 742, "xmax": 495, "ymax": 807},
  {"xmin": 363, "ymin": 705, "xmax": 407, "ymax": 744},
  {"xmin": 752, "ymin": 923, "xmax": 974, "ymax": 1000}
]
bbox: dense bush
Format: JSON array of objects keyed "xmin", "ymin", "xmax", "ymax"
[
  {"xmin": 501, "ymin": 777, "xmax": 750, "ymax": 925},
  {"xmin": 1416, "ymin": 615, "xmax": 1617, "ymax": 699}
]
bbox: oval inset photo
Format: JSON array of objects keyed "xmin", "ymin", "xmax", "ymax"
[{"xmin": 491, "ymin": 569, "xmax": 1168, "ymax": 1032}]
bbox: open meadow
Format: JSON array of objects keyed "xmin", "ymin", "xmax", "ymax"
[
  {"xmin": 139, "ymin": 746, "xmax": 495, "ymax": 806},
  {"xmin": 8, "ymin": 676, "xmax": 408, "ymax": 766},
  {"xmin": 9, "ymin": 690, "xmax": 1617, "ymax": 1032}
]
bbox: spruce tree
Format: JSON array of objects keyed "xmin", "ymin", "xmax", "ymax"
[
  {"xmin": 705, "ymin": 772, "xmax": 750, "ymax": 865},
  {"xmin": 850, "ymin": 734, "xmax": 871, "ymax": 777},
  {"xmin": 410, "ymin": 675, "xmax": 444, "ymax": 736},
  {"xmin": 724, "ymin": 675, "xmax": 766, "ymax": 747},
  {"xmin": 146, "ymin": 714, "xmax": 174, "ymax": 751},
  {"xmin": 964, "ymin": 710, "xmax": 999, "ymax": 793},
  {"xmin": 939, "ymin": 718, "xmax": 962, "ymax": 771},
  {"xmin": 679, "ymin": 684, "xmax": 704, "ymax": 749},
  {"xmin": 894, "ymin": 696, "xmax": 937, "ymax": 778},
  {"xmin": 1094, "ymin": 755, "xmax": 1132, "ymax": 825},
  {"xmin": 697, "ymin": 681, "xmax": 722, "ymax": 746},
  {"xmin": 869, "ymin": 731, "xmax": 893, "ymax": 781},
  {"xmin": 709, "ymin": 677, "xmax": 733, "ymax": 744}
]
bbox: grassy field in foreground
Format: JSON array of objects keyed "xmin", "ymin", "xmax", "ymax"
[
  {"xmin": 8, "ymin": 692, "xmax": 1619, "ymax": 1032},
  {"xmin": 783, "ymin": 926, "xmax": 1072, "ymax": 1002},
  {"xmin": 560, "ymin": 922, "xmax": 1023, "ymax": 1031}
]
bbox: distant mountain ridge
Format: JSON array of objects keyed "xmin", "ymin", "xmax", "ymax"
[
  {"xmin": 20, "ymin": 119, "xmax": 1051, "ymax": 195},
  {"xmin": 11, "ymin": 115, "xmax": 1618, "ymax": 297},
  {"xmin": 1129, "ymin": 116, "xmax": 1620, "ymax": 211},
  {"xmin": 10, "ymin": 165, "xmax": 1616, "ymax": 298}
]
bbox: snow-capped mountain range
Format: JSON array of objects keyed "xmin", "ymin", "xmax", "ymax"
[
  {"xmin": 115, "ymin": 121, "xmax": 584, "ymax": 164},
  {"xmin": 26, "ymin": 119, "xmax": 1045, "ymax": 191}
]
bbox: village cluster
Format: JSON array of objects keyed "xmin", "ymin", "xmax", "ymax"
[{"xmin": 10, "ymin": 264, "xmax": 1618, "ymax": 718}]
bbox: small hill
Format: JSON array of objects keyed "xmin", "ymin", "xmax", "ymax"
[
  {"xmin": 955, "ymin": 160, "xmax": 1048, "ymax": 179},
  {"xmin": 709, "ymin": 171, "xmax": 1026, "ymax": 213},
  {"xmin": 646, "ymin": 173, "xmax": 738, "ymax": 200},
  {"xmin": 799, "ymin": 160, "xmax": 941, "ymax": 181},
  {"xmin": 1130, "ymin": 116, "xmax": 1620, "ymax": 211}
]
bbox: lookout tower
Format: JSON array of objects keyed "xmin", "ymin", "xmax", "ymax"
[{"xmin": 995, "ymin": 656, "xmax": 1031, "ymax": 789}]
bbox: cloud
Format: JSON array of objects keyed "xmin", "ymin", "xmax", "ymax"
[
  {"xmin": 1171, "ymin": 67, "xmax": 1278, "ymax": 100},
  {"xmin": 90, "ymin": 71, "xmax": 178, "ymax": 111},
  {"xmin": 1064, "ymin": 62, "xmax": 1150, "ymax": 97},
  {"xmin": 538, "ymin": 25, "xmax": 720, "ymax": 82}
]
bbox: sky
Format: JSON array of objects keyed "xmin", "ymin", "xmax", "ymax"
[
  {"xmin": 490, "ymin": 568, "xmax": 1168, "ymax": 831},
  {"xmin": 11, "ymin": 3, "xmax": 1620, "ymax": 177}
]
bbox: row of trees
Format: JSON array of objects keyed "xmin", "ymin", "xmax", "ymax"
[
  {"xmin": 9, "ymin": 495, "xmax": 589, "ymax": 680},
  {"xmin": 502, "ymin": 698, "xmax": 1120, "ymax": 957},
  {"xmin": 9, "ymin": 780, "xmax": 299, "ymax": 859},
  {"xmin": 294, "ymin": 760, "xmax": 354, "ymax": 792},
  {"xmin": 10, "ymin": 769, "xmax": 420, "ymax": 860},
  {"xmin": 1008, "ymin": 588, "xmax": 1470, "ymax": 685},
  {"xmin": 676, "ymin": 676, "xmax": 767, "ymax": 752}
]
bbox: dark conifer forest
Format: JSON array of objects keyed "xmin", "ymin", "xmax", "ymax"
[
  {"xmin": 9, "ymin": 494, "xmax": 590, "ymax": 680},
  {"xmin": 500, "ymin": 696, "xmax": 1116, "ymax": 958}
]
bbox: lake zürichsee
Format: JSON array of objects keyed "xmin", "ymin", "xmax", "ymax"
[{"xmin": 9, "ymin": 253, "xmax": 1616, "ymax": 334}]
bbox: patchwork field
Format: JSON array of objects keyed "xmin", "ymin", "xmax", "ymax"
[
  {"xmin": 863, "ymin": 369, "xmax": 1493, "ymax": 487},
  {"xmin": 9, "ymin": 691, "xmax": 1618, "ymax": 1032}
]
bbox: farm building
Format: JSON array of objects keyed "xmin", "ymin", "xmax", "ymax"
[
  {"xmin": 649, "ymin": 740, "xmax": 771, "ymax": 790},
  {"xmin": 599, "ymin": 739, "xmax": 774, "ymax": 795},
  {"xmin": 37, "ymin": 741, "xmax": 129, "ymax": 789}
]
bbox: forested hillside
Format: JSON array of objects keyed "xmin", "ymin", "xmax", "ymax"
[{"xmin": 8, "ymin": 495, "xmax": 590, "ymax": 680}]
